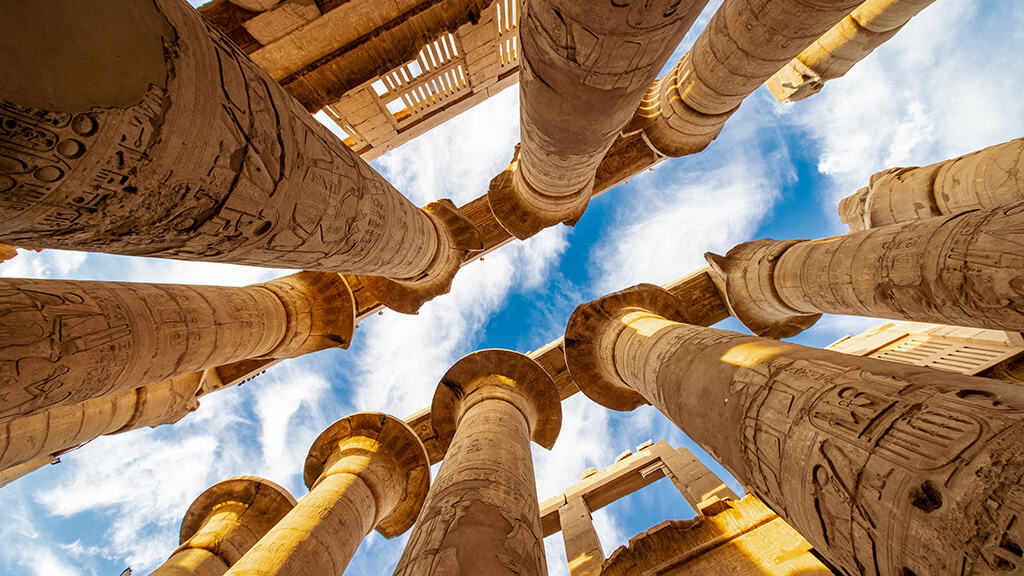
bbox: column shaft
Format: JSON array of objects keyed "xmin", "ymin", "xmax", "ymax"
[
  {"xmin": 768, "ymin": 0, "xmax": 936, "ymax": 102},
  {"xmin": 632, "ymin": 0, "xmax": 861, "ymax": 156},
  {"xmin": 839, "ymin": 137, "xmax": 1024, "ymax": 231},
  {"xmin": 610, "ymin": 314, "xmax": 1024, "ymax": 575},
  {"xmin": 0, "ymin": 0, "xmax": 438, "ymax": 278},
  {"xmin": 395, "ymin": 397, "xmax": 547, "ymax": 576},
  {"xmin": 224, "ymin": 473, "xmax": 376, "ymax": 576},
  {"xmin": 151, "ymin": 549, "xmax": 228, "ymax": 576},
  {"xmin": 499, "ymin": 0, "xmax": 705, "ymax": 237},
  {"xmin": 559, "ymin": 496, "xmax": 604, "ymax": 576}
]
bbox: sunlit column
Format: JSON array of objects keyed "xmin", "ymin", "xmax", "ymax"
[
  {"xmin": 0, "ymin": 0, "xmax": 472, "ymax": 289},
  {"xmin": 706, "ymin": 202, "xmax": 1024, "ymax": 338},
  {"xmin": 0, "ymin": 271, "xmax": 353, "ymax": 421},
  {"xmin": 492, "ymin": 0, "xmax": 706, "ymax": 239},
  {"xmin": 565, "ymin": 283, "xmax": 1024, "ymax": 576},
  {"xmin": 838, "ymin": 137, "xmax": 1024, "ymax": 231},
  {"xmin": 628, "ymin": 0, "xmax": 861, "ymax": 156},
  {"xmin": 149, "ymin": 476, "xmax": 296, "ymax": 576},
  {"xmin": 559, "ymin": 496, "xmax": 604, "ymax": 576},
  {"xmin": 768, "ymin": 0, "xmax": 938, "ymax": 102},
  {"xmin": 394, "ymin": 349, "xmax": 562, "ymax": 576},
  {"xmin": 225, "ymin": 412, "xmax": 430, "ymax": 576}
]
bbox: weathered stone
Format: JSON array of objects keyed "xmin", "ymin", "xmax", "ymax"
[
  {"xmin": 565, "ymin": 285, "xmax": 1024, "ymax": 575},
  {"xmin": 394, "ymin": 349, "xmax": 561, "ymax": 576},
  {"xmin": 839, "ymin": 137, "xmax": 1024, "ymax": 231},
  {"xmin": 708, "ymin": 202, "xmax": 1024, "ymax": 336},
  {"xmin": 224, "ymin": 412, "xmax": 430, "ymax": 576},
  {"xmin": 149, "ymin": 476, "xmax": 296, "ymax": 576},
  {"xmin": 559, "ymin": 496, "xmax": 604, "ymax": 576},
  {"xmin": 0, "ymin": 272, "xmax": 353, "ymax": 422}
]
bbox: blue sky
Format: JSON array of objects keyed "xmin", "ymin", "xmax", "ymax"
[{"xmin": 2, "ymin": 1, "xmax": 1024, "ymax": 574}]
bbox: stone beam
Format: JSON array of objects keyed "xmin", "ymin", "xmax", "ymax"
[
  {"xmin": 768, "ymin": 0, "xmax": 938, "ymax": 102},
  {"xmin": 564, "ymin": 283, "xmax": 1024, "ymax": 576},
  {"xmin": 493, "ymin": 0, "xmax": 706, "ymax": 239},
  {"xmin": 707, "ymin": 203, "xmax": 1024, "ymax": 338},
  {"xmin": 394, "ymin": 349, "xmax": 561, "ymax": 576},
  {"xmin": 838, "ymin": 136, "xmax": 1024, "ymax": 231},
  {"xmin": 0, "ymin": 0, "xmax": 474, "ymax": 299}
]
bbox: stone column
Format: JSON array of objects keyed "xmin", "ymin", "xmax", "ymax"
[
  {"xmin": 225, "ymin": 412, "xmax": 430, "ymax": 576},
  {"xmin": 149, "ymin": 476, "xmax": 296, "ymax": 576},
  {"xmin": 839, "ymin": 137, "xmax": 1024, "ymax": 231},
  {"xmin": 706, "ymin": 202, "xmax": 1024, "ymax": 338},
  {"xmin": 0, "ymin": 271, "xmax": 353, "ymax": 421},
  {"xmin": 0, "ymin": 0, "xmax": 469, "ymax": 292},
  {"xmin": 394, "ymin": 349, "xmax": 562, "ymax": 576},
  {"xmin": 565, "ymin": 284, "xmax": 1024, "ymax": 576},
  {"xmin": 490, "ymin": 0, "xmax": 706, "ymax": 239},
  {"xmin": 559, "ymin": 496, "xmax": 604, "ymax": 576},
  {"xmin": 627, "ymin": 0, "xmax": 861, "ymax": 157}
]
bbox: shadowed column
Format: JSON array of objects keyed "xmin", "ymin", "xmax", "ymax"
[
  {"xmin": 627, "ymin": 0, "xmax": 861, "ymax": 156},
  {"xmin": 839, "ymin": 137, "xmax": 1024, "ymax": 231},
  {"xmin": 394, "ymin": 349, "xmax": 562, "ymax": 576},
  {"xmin": 0, "ymin": 271, "xmax": 354, "ymax": 421},
  {"xmin": 565, "ymin": 283, "xmax": 1024, "ymax": 576},
  {"xmin": 768, "ymin": 0, "xmax": 938, "ymax": 102},
  {"xmin": 706, "ymin": 202, "xmax": 1024, "ymax": 338},
  {"xmin": 490, "ymin": 0, "xmax": 707, "ymax": 239},
  {"xmin": 0, "ymin": 0, "xmax": 473, "ymax": 292},
  {"xmin": 149, "ymin": 476, "xmax": 296, "ymax": 576},
  {"xmin": 225, "ymin": 412, "xmax": 429, "ymax": 576}
]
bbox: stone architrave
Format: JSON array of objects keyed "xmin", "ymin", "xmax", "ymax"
[
  {"xmin": 564, "ymin": 284, "xmax": 1024, "ymax": 576},
  {"xmin": 224, "ymin": 412, "xmax": 430, "ymax": 576},
  {"xmin": 490, "ymin": 0, "xmax": 706, "ymax": 239},
  {"xmin": 706, "ymin": 202, "xmax": 1024, "ymax": 338},
  {"xmin": 0, "ymin": 271, "xmax": 354, "ymax": 422},
  {"xmin": 768, "ymin": 0, "xmax": 938, "ymax": 102},
  {"xmin": 559, "ymin": 496, "xmax": 604, "ymax": 576},
  {"xmin": 0, "ymin": 0, "xmax": 472, "ymax": 294},
  {"xmin": 839, "ymin": 137, "xmax": 1024, "ymax": 231},
  {"xmin": 149, "ymin": 476, "xmax": 296, "ymax": 576},
  {"xmin": 627, "ymin": 0, "xmax": 861, "ymax": 157},
  {"xmin": 394, "ymin": 349, "xmax": 562, "ymax": 576}
]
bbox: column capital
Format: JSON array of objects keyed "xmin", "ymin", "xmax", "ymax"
[
  {"xmin": 179, "ymin": 476, "xmax": 297, "ymax": 566},
  {"xmin": 564, "ymin": 284, "xmax": 689, "ymax": 411},
  {"xmin": 361, "ymin": 199, "xmax": 483, "ymax": 314},
  {"xmin": 705, "ymin": 238, "xmax": 821, "ymax": 338},
  {"xmin": 433, "ymin": 349, "xmax": 562, "ymax": 450},
  {"xmin": 260, "ymin": 271, "xmax": 355, "ymax": 358},
  {"xmin": 303, "ymin": 412, "xmax": 429, "ymax": 538}
]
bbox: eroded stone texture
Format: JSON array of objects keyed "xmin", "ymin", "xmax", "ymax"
[
  {"xmin": 707, "ymin": 202, "xmax": 1024, "ymax": 338},
  {"xmin": 628, "ymin": 0, "xmax": 861, "ymax": 156},
  {"xmin": 394, "ymin": 349, "xmax": 561, "ymax": 576},
  {"xmin": 492, "ymin": 0, "xmax": 706, "ymax": 238},
  {"xmin": 149, "ymin": 476, "xmax": 296, "ymax": 576},
  {"xmin": 225, "ymin": 412, "xmax": 429, "ymax": 576},
  {"xmin": 601, "ymin": 495, "xmax": 831, "ymax": 576},
  {"xmin": 768, "ymin": 0, "xmax": 937, "ymax": 102},
  {"xmin": 0, "ymin": 0, "xmax": 457, "ymax": 282},
  {"xmin": 565, "ymin": 284, "xmax": 1024, "ymax": 575},
  {"xmin": 839, "ymin": 137, "xmax": 1024, "ymax": 231},
  {"xmin": 0, "ymin": 271, "xmax": 353, "ymax": 422}
]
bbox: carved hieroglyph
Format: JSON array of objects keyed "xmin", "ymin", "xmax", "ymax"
[
  {"xmin": 0, "ymin": 271, "xmax": 353, "ymax": 422},
  {"xmin": 628, "ymin": 0, "xmax": 861, "ymax": 156},
  {"xmin": 394, "ymin": 350, "xmax": 561, "ymax": 576},
  {"xmin": 0, "ymin": 0, "xmax": 454, "ymax": 280},
  {"xmin": 224, "ymin": 413, "xmax": 429, "ymax": 576},
  {"xmin": 492, "ymin": 0, "xmax": 706, "ymax": 238},
  {"xmin": 149, "ymin": 476, "xmax": 296, "ymax": 576},
  {"xmin": 839, "ymin": 137, "xmax": 1024, "ymax": 231},
  {"xmin": 707, "ymin": 202, "xmax": 1024, "ymax": 338},
  {"xmin": 565, "ymin": 284, "xmax": 1024, "ymax": 576},
  {"xmin": 768, "ymin": 0, "xmax": 937, "ymax": 102}
]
